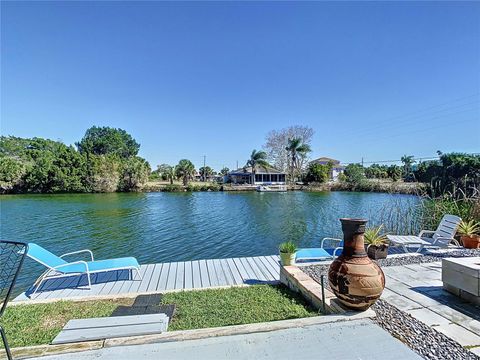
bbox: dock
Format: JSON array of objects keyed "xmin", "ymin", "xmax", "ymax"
[{"xmin": 14, "ymin": 255, "xmax": 281, "ymax": 302}]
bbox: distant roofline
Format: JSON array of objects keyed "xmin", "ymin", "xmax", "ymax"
[{"xmin": 228, "ymin": 165, "xmax": 285, "ymax": 175}]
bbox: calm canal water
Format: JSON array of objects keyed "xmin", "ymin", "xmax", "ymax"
[{"xmin": 1, "ymin": 191, "xmax": 419, "ymax": 292}]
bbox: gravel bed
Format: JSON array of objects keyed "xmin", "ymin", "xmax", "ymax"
[
  {"xmin": 372, "ymin": 299, "xmax": 479, "ymax": 360},
  {"xmin": 377, "ymin": 248, "xmax": 480, "ymax": 267},
  {"xmin": 301, "ymin": 249, "xmax": 480, "ymax": 359}
]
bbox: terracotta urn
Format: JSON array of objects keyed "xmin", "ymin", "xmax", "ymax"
[{"xmin": 328, "ymin": 218, "xmax": 385, "ymax": 310}]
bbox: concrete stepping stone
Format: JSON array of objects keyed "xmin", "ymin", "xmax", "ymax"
[{"xmin": 52, "ymin": 314, "xmax": 169, "ymax": 344}]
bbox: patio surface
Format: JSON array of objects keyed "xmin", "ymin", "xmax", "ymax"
[
  {"xmin": 381, "ymin": 261, "xmax": 480, "ymax": 357},
  {"xmin": 27, "ymin": 319, "xmax": 421, "ymax": 360}
]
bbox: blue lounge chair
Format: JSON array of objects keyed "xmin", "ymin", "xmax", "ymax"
[
  {"xmin": 295, "ymin": 237, "xmax": 343, "ymax": 263},
  {"xmin": 27, "ymin": 243, "xmax": 141, "ymax": 295}
]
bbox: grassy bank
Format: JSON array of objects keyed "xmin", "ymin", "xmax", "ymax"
[
  {"xmin": 306, "ymin": 179, "xmax": 424, "ymax": 195},
  {"xmin": 1, "ymin": 285, "xmax": 317, "ymax": 348}
]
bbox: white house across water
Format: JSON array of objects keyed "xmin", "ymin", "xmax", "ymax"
[
  {"xmin": 310, "ymin": 157, "xmax": 345, "ymax": 181},
  {"xmin": 226, "ymin": 165, "xmax": 286, "ymax": 185}
]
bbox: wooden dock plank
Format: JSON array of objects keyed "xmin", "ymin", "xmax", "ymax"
[
  {"xmin": 212, "ymin": 259, "xmax": 229, "ymax": 286},
  {"xmin": 99, "ymin": 270, "xmax": 130, "ymax": 296},
  {"xmin": 174, "ymin": 262, "xmax": 185, "ymax": 290},
  {"xmin": 165, "ymin": 262, "xmax": 178, "ymax": 290},
  {"xmin": 135, "ymin": 264, "xmax": 156, "ymax": 294},
  {"xmin": 251, "ymin": 257, "xmax": 274, "ymax": 281},
  {"xmin": 199, "ymin": 259, "xmax": 210, "ymax": 287},
  {"xmin": 265, "ymin": 255, "xmax": 281, "ymax": 273},
  {"xmin": 232, "ymin": 258, "xmax": 249, "ymax": 283},
  {"xmin": 219, "ymin": 258, "xmax": 236, "ymax": 285},
  {"xmin": 239, "ymin": 257, "xmax": 258, "ymax": 282},
  {"xmin": 206, "ymin": 259, "xmax": 219, "ymax": 287},
  {"xmin": 146, "ymin": 263, "xmax": 163, "ymax": 292},
  {"xmin": 246, "ymin": 257, "xmax": 269, "ymax": 282},
  {"xmin": 191, "ymin": 260, "xmax": 202, "ymax": 289},
  {"xmin": 117, "ymin": 266, "xmax": 148, "ymax": 295},
  {"xmin": 183, "ymin": 261, "xmax": 193, "ymax": 289},
  {"xmin": 227, "ymin": 258, "xmax": 245, "ymax": 285},
  {"xmin": 157, "ymin": 262, "xmax": 171, "ymax": 291},
  {"xmin": 258, "ymin": 256, "xmax": 279, "ymax": 279}
]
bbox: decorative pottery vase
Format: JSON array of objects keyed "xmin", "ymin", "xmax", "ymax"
[{"xmin": 328, "ymin": 218, "xmax": 385, "ymax": 310}]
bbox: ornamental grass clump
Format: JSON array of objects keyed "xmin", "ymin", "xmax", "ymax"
[{"xmin": 279, "ymin": 241, "xmax": 297, "ymax": 266}]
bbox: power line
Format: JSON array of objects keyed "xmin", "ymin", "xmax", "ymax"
[
  {"xmin": 343, "ymin": 152, "xmax": 480, "ymax": 166},
  {"xmin": 341, "ymin": 93, "xmax": 479, "ymax": 138}
]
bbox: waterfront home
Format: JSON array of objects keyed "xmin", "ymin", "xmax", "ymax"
[
  {"xmin": 226, "ymin": 165, "xmax": 286, "ymax": 185},
  {"xmin": 310, "ymin": 157, "xmax": 345, "ymax": 181}
]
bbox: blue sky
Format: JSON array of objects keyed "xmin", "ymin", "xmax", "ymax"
[{"xmin": 1, "ymin": 1, "xmax": 479, "ymax": 170}]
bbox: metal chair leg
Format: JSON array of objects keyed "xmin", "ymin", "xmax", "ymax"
[{"xmin": 0, "ymin": 324, "xmax": 13, "ymax": 360}]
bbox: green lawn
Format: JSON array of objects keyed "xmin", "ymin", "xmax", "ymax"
[
  {"xmin": 1, "ymin": 285, "xmax": 317, "ymax": 348},
  {"xmin": 161, "ymin": 285, "xmax": 318, "ymax": 331}
]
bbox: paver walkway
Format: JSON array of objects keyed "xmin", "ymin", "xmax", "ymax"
[
  {"xmin": 14, "ymin": 255, "xmax": 281, "ymax": 301},
  {"xmin": 28, "ymin": 319, "xmax": 421, "ymax": 360},
  {"xmin": 381, "ymin": 261, "xmax": 480, "ymax": 357}
]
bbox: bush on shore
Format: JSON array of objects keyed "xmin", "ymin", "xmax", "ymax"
[{"xmin": 0, "ymin": 127, "xmax": 151, "ymax": 194}]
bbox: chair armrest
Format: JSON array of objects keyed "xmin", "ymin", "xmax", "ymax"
[
  {"xmin": 53, "ymin": 260, "xmax": 89, "ymax": 273},
  {"xmin": 60, "ymin": 249, "xmax": 94, "ymax": 261},
  {"xmin": 333, "ymin": 247, "xmax": 343, "ymax": 259},
  {"xmin": 430, "ymin": 236, "xmax": 457, "ymax": 246},
  {"xmin": 418, "ymin": 230, "xmax": 435, "ymax": 238},
  {"xmin": 321, "ymin": 237, "xmax": 343, "ymax": 248}
]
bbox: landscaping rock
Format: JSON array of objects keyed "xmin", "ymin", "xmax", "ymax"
[{"xmin": 372, "ymin": 300, "xmax": 479, "ymax": 360}]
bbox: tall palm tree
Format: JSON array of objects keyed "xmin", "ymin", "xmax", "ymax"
[
  {"xmin": 175, "ymin": 159, "xmax": 195, "ymax": 186},
  {"xmin": 401, "ymin": 155, "xmax": 415, "ymax": 179},
  {"xmin": 285, "ymin": 137, "xmax": 311, "ymax": 182},
  {"xmin": 165, "ymin": 165, "xmax": 176, "ymax": 185},
  {"xmin": 246, "ymin": 149, "xmax": 269, "ymax": 185}
]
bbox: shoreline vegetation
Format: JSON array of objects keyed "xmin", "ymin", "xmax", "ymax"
[
  {"xmin": 1, "ymin": 125, "xmax": 478, "ymax": 197},
  {"xmin": 142, "ymin": 178, "xmax": 423, "ymax": 195}
]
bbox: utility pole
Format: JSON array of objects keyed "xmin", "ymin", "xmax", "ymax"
[
  {"xmin": 361, "ymin": 157, "xmax": 364, "ymax": 167},
  {"xmin": 236, "ymin": 160, "xmax": 239, "ymax": 169}
]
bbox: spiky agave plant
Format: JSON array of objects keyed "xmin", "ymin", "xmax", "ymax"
[
  {"xmin": 364, "ymin": 225, "xmax": 388, "ymax": 246},
  {"xmin": 458, "ymin": 220, "xmax": 480, "ymax": 236}
]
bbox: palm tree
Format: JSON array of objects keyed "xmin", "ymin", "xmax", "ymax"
[
  {"xmin": 285, "ymin": 137, "xmax": 311, "ymax": 182},
  {"xmin": 246, "ymin": 149, "xmax": 269, "ymax": 185},
  {"xmin": 175, "ymin": 159, "xmax": 195, "ymax": 186},
  {"xmin": 401, "ymin": 155, "xmax": 415, "ymax": 179},
  {"xmin": 165, "ymin": 165, "xmax": 176, "ymax": 185}
]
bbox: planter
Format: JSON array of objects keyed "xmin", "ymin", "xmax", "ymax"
[
  {"xmin": 461, "ymin": 235, "xmax": 480, "ymax": 249},
  {"xmin": 280, "ymin": 252, "xmax": 295, "ymax": 266},
  {"xmin": 365, "ymin": 244, "xmax": 389, "ymax": 260},
  {"xmin": 328, "ymin": 218, "xmax": 385, "ymax": 311}
]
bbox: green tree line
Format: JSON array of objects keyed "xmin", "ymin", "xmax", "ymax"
[{"xmin": 0, "ymin": 126, "xmax": 151, "ymax": 193}]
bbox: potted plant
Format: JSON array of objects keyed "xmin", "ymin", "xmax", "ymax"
[
  {"xmin": 458, "ymin": 220, "xmax": 480, "ymax": 249},
  {"xmin": 279, "ymin": 241, "xmax": 297, "ymax": 266},
  {"xmin": 364, "ymin": 225, "xmax": 389, "ymax": 260}
]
